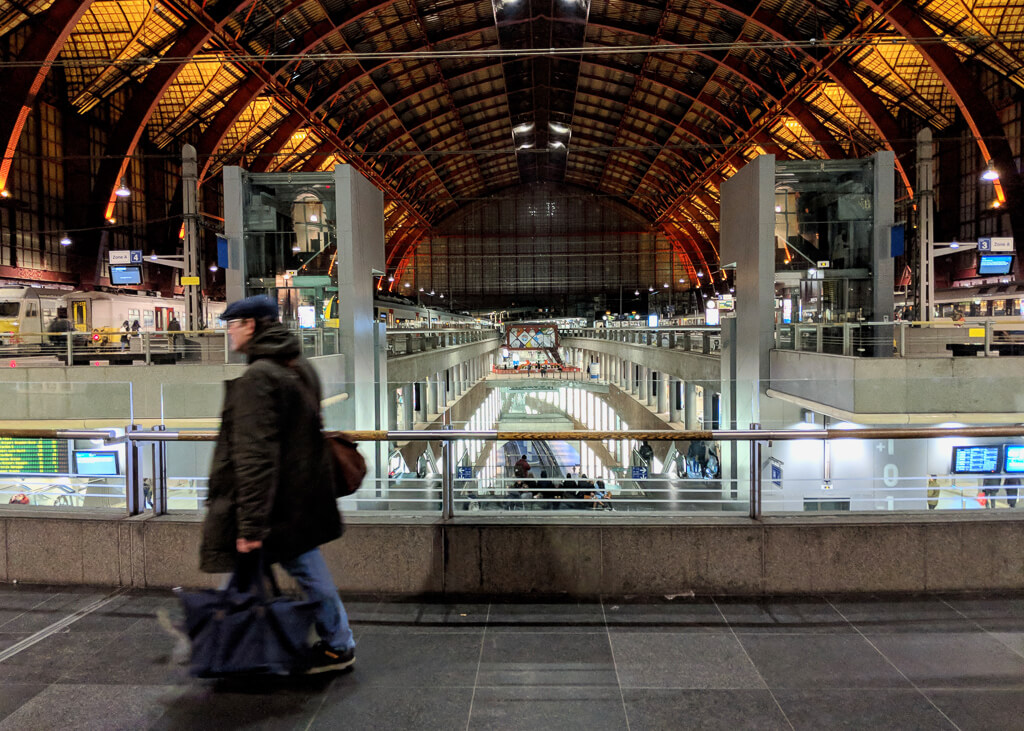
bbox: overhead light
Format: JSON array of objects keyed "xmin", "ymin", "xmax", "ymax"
[
  {"xmin": 949, "ymin": 240, "xmax": 960, "ymax": 249},
  {"xmin": 549, "ymin": 122, "xmax": 570, "ymax": 134},
  {"xmin": 404, "ymin": 282, "xmax": 411, "ymax": 287},
  {"xmin": 663, "ymin": 283, "xmax": 669, "ymax": 288},
  {"xmin": 387, "ymin": 275, "xmax": 394, "ymax": 282},
  {"xmin": 59, "ymin": 234, "xmax": 72, "ymax": 246},
  {"xmin": 697, "ymin": 271, "xmax": 704, "ymax": 278},
  {"xmin": 729, "ymin": 287, "xmax": 735, "ymax": 293},
  {"xmin": 981, "ymin": 160, "xmax": 999, "ymax": 181},
  {"xmin": 115, "ymin": 179, "xmax": 131, "ymax": 197},
  {"xmin": 429, "ymin": 290, "xmax": 435, "ymax": 296},
  {"xmin": 419, "ymin": 287, "xmax": 424, "ymax": 292},
  {"xmin": 0, "ymin": 189, "xmax": 8, "ymax": 198},
  {"xmin": 634, "ymin": 289, "xmax": 639, "ymax": 295},
  {"xmin": 678, "ymin": 278, "xmax": 685, "ymax": 283},
  {"xmin": 549, "ymin": 140, "xmax": 566, "ymax": 150},
  {"xmin": 309, "ymin": 214, "xmax": 318, "ymax": 223},
  {"xmin": 209, "ymin": 264, "xmax": 218, "ymax": 272},
  {"xmin": 291, "ymin": 243, "xmax": 301, "ymax": 252},
  {"xmin": 513, "ymin": 122, "xmax": 534, "ymax": 135},
  {"xmin": 106, "ymin": 217, "xmax": 116, "ymax": 224},
  {"xmin": 517, "ymin": 143, "xmax": 534, "ymax": 150},
  {"xmin": 439, "ymin": 294, "xmax": 444, "ymax": 298},
  {"xmin": 150, "ymin": 253, "xmax": 158, "ymax": 261},
  {"xmin": 775, "ymin": 205, "xmax": 782, "ymax": 213}
]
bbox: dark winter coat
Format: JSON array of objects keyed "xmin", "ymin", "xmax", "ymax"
[{"xmin": 199, "ymin": 322, "xmax": 342, "ymax": 573}]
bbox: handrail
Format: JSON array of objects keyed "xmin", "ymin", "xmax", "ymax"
[
  {"xmin": 3, "ymin": 425, "xmax": 1023, "ymax": 519},
  {"xmin": 3, "ymin": 425, "xmax": 1024, "ymax": 443}
]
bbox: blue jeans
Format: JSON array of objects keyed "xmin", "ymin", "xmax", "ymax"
[{"xmin": 279, "ymin": 548, "xmax": 355, "ymax": 651}]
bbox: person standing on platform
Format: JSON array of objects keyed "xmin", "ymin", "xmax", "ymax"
[
  {"xmin": 167, "ymin": 315, "xmax": 182, "ymax": 356},
  {"xmin": 199, "ymin": 294, "xmax": 356, "ymax": 673}
]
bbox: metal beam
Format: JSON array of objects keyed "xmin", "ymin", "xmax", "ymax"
[{"xmin": 0, "ymin": 0, "xmax": 95, "ymax": 195}]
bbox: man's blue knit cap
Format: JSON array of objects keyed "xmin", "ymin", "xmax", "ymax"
[{"xmin": 221, "ymin": 294, "xmax": 279, "ymax": 321}]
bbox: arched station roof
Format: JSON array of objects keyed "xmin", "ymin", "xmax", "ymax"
[{"xmin": 2, "ymin": 0, "xmax": 1024, "ymax": 276}]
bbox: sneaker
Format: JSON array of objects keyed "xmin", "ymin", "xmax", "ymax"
[{"xmin": 306, "ymin": 641, "xmax": 355, "ymax": 674}]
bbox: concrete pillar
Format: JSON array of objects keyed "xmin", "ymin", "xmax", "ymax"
[
  {"xmin": 454, "ymin": 363, "xmax": 463, "ymax": 397},
  {"xmin": 403, "ymin": 383, "xmax": 415, "ymax": 429},
  {"xmin": 685, "ymin": 382, "xmax": 698, "ymax": 429},
  {"xmin": 669, "ymin": 377, "xmax": 682, "ymax": 423},
  {"xmin": 639, "ymin": 366, "xmax": 649, "ymax": 402},
  {"xmin": 388, "ymin": 385, "xmax": 399, "ymax": 430},
  {"xmin": 704, "ymin": 389, "xmax": 717, "ymax": 429},
  {"xmin": 657, "ymin": 371, "xmax": 669, "ymax": 414},
  {"xmin": 426, "ymin": 373, "xmax": 438, "ymax": 416}
]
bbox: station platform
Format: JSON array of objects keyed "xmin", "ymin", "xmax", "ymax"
[{"xmin": 0, "ymin": 584, "xmax": 1020, "ymax": 729}]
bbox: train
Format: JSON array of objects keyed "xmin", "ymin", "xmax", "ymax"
[{"xmin": 0, "ymin": 286, "xmax": 225, "ymax": 348}]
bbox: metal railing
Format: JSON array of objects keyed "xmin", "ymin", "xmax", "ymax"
[
  {"xmin": 561, "ymin": 321, "xmax": 1024, "ymax": 359},
  {"xmin": 2, "ymin": 425, "xmax": 1022, "ymax": 519},
  {"xmin": 0, "ymin": 326, "xmax": 498, "ymax": 366},
  {"xmin": 562, "ymin": 327, "xmax": 722, "ymax": 355},
  {"xmin": 386, "ymin": 328, "xmax": 498, "ymax": 356}
]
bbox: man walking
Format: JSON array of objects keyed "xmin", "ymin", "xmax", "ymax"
[{"xmin": 199, "ymin": 294, "xmax": 355, "ymax": 673}]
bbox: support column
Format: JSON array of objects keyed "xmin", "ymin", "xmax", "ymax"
[
  {"xmin": 704, "ymin": 389, "xmax": 717, "ymax": 429},
  {"xmin": 454, "ymin": 363, "xmax": 463, "ymax": 397},
  {"xmin": 403, "ymin": 383, "xmax": 415, "ymax": 429},
  {"xmin": 426, "ymin": 373, "xmax": 438, "ymax": 416},
  {"xmin": 685, "ymin": 382, "xmax": 698, "ymax": 429},
  {"xmin": 669, "ymin": 377, "xmax": 682, "ymax": 423},
  {"xmin": 639, "ymin": 366, "xmax": 649, "ymax": 403},
  {"xmin": 388, "ymin": 385, "xmax": 399, "ymax": 432},
  {"xmin": 657, "ymin": 371, "xmax": 669, "ymax": 414}
]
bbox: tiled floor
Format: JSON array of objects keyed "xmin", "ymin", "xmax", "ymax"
[{"xmin": 0, "ymin": 586, "xmax": 1021, "ymax": 729}]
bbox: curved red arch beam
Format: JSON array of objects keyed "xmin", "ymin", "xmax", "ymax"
[
  {"xmin": 877, "ymin": 2, "xmax": 1022, "ymax": 248},
  {"xmin": 0, "ymin": 0, "xmax": 96, "ymax": 196}
]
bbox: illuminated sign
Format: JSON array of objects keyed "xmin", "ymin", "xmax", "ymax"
[
  {"xmin": 0, "ymin": 438, "xmax": 69, "ymax": 474},
  {"xmin": 507, "ymin": 325, "xmax": 558, "ymax": 350}
]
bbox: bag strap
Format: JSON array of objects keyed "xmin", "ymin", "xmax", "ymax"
[{"xmin": 229, "ymin": 550, "xmax": 281, "ymax": 597}]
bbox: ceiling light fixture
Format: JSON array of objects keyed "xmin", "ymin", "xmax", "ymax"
[
  {"xmin": 981, "ymin": 160, "xmax": 999, "ymax": 181},
  {"xmin": 59, "ymin": 234, "xmax": 72, "ymax": 246},
  {"xmin": 309, "ymin": 214, "xmax": 318, "ymax": 223},
  {"xmin": 512, "ymin": 122, "xmax": 534, "ymax": 135},
  {"xmin": 115, "ymin": 179, "xmax": 131, "ymax": 198},
  {"xmin": 0, "ymin": 189, "xmax": 8, "ymax": 198},
  {"xmin": 209, "ymin": 264, "xmax": 218, "ymax": 272},
  {"xmin": 549, "ymin": 122, "xmax": 570, "ymax": 134}
]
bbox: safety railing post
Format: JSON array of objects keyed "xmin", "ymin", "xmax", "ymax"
[
  {"xmin": 984, "ymin": 320, "xmax": 992, "ymax": 355},
  {"xmin": 65, "ymin": 332, "xmax": 74, "ymax": 366},
  {"xmin": 143, "ymin": 332, "xmax": 152, "ymax": 365},
  {"xmin": 748, "ymin": 422, "xmax": 760, "ymax": 520},
  {"xmin": 125, "ymin": 424, "xmax": 144, "ymax": 516},
  {"xmin": 153, "ymin": 425, "xmax": 168, "ymax": 515},
  {"xmin": 441, "ymin": 438, "xmax": 454, "ymax": 519},
  {"xmin": 898, "ymin": 322, "xmax": 906, "ymax": 357}
]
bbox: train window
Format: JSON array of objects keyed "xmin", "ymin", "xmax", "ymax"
[
  {"xmin": 26, "ymin": 303, "xmax": 37, "ymax": 317},
  {"xmin": 0, "ymin": 302, "xmax": 18, "ymax": 317}
]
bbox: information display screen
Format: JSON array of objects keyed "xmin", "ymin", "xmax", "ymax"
[
  {"xmin": 0, "ymin": 438, "xmax": 69, "ymax": 474},
  {"xmin": 977, "ymin": 255, "xmax": 1013, "ymax": 276},
  {"xmin": 110, "ymin": 265, "xmax": 142, "ymax": 285},
  {"xmin": 73, "ymin": 451, "xmax": 120, "ymax": 476},
  {"xmin": 950, "ymin": 445, "xmax": 1002, "ymax": 474},
  {"xmin": 1004, "ymin": 445, "xmax": 1024, "ymax": 474}
]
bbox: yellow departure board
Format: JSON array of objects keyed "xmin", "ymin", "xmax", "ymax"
[{"xmin": 0, "ymin": 438, "xmax": 69, "ymax": 474}]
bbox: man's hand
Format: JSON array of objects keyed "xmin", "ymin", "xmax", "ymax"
[{"xmin": 236, "ymin": 538, "xmax": 263, "ymax": 554}]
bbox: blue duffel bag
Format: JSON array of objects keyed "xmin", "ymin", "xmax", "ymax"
[{"xmin": 177, "ymin": 553, "xmax": 318, "ymax": 678}]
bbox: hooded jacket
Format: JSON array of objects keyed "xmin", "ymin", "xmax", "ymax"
[{"xmin": 199, "ymin": 322, "xmax": 342, "ymax": 573}]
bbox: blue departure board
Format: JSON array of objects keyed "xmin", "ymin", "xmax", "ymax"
[
  {"xmin": 1005, "ymin": 445, "xmax": 1024, "ymax": 474},
  {"xmin": 0, "ymin": 438, "xmax": 69, "ymax": 474},
  {"xmin": 950, "ymin": 445, "xmax": 1001, "ymax": 474}
]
